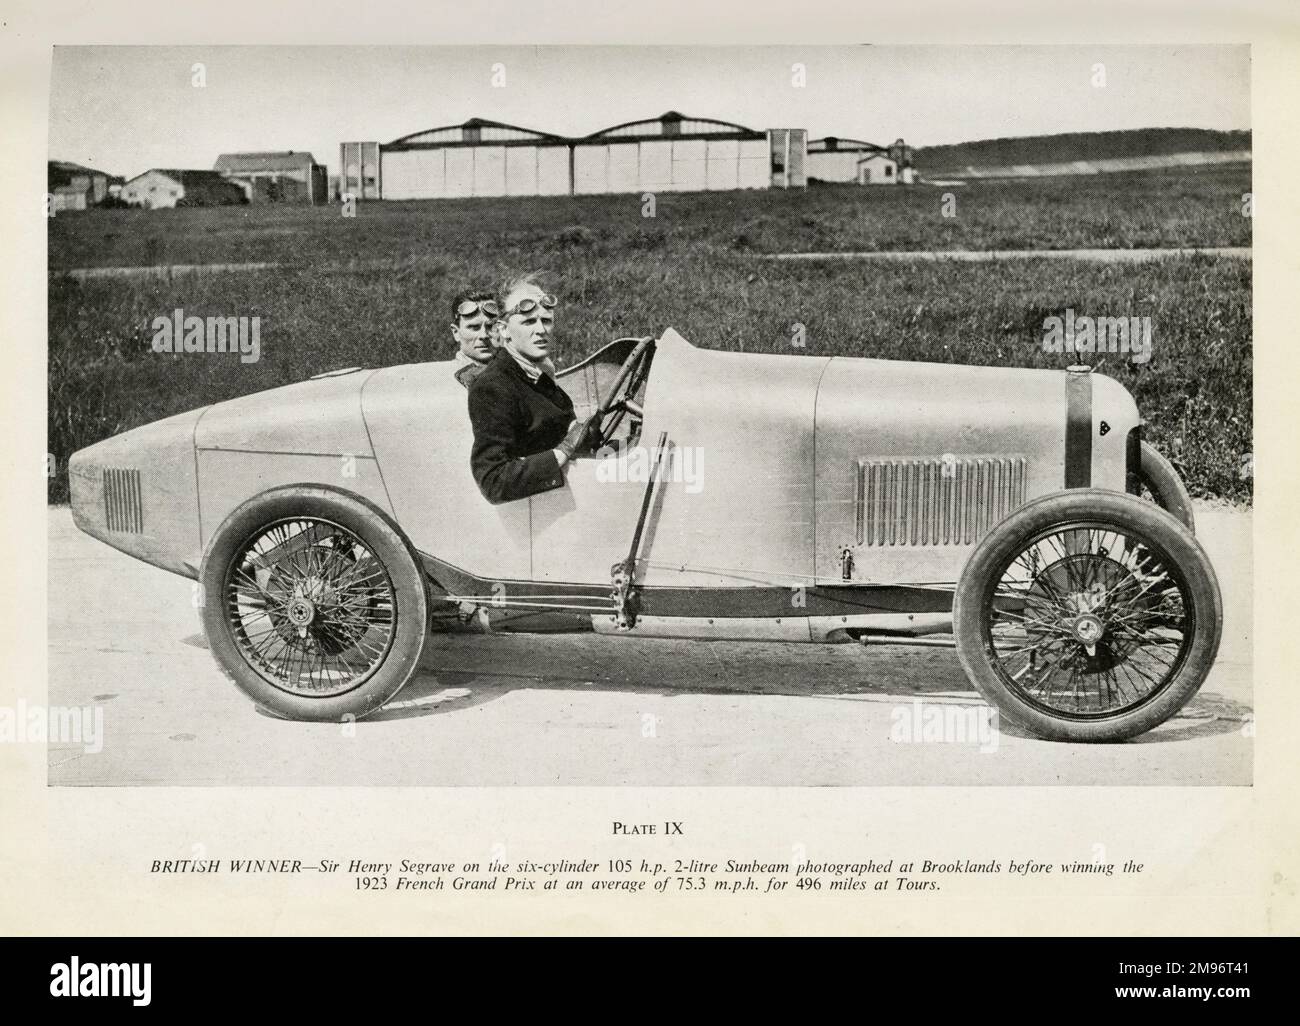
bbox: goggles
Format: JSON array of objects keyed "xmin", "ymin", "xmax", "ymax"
[
  {"xmin": 455, "ymin": 299, "xmax": 501, "ymax": 320},
  {"xmin": 503, "ymin": 294, "xmax": 558, "ymax": 317}
]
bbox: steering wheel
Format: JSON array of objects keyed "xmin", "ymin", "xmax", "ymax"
[{"xmin": 587, "ymin": 337, "xmax": 654, "ymax": 452}]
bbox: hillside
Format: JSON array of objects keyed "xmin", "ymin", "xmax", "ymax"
[{"xmin": 914, "ymin": 128, "xmax": 1251, "ymax": 174}]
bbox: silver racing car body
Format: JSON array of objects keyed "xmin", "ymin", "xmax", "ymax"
[{"xmin": 69, "ymin": 328, "xmax": 1219, "ymax": 741}]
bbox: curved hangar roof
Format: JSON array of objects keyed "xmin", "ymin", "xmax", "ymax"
[
  {"xmin": 384, "ymin": 112, "xmax": 765, "ymax": 150},
  {"xmin": 808, "ymin": 136, "xmax": 885, "ymax": 153},
  {"xmin": 582, "ymin": 110, "xmax": 764, "ymax": 141},
  {"xmin": 386, "ymin": 117, "xmax": 569, "ymax": 150}
]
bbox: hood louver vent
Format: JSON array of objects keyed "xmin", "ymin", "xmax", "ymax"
[
  {"xmin": 856, "ymin": 455, "xmax": 1026, "ymax": 547},
  {"xmin": 103, "ymin": 467, "xmax": 143, "ymax": 534}
]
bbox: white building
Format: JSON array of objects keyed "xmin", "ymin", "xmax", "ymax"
[
  {"xmin": 214, "ymin": 151, "xmax": 327, "ymax": 205},
  {"xmin": 807, "ymin": 138, "xmax": 880, "ymax": 183},
  {"xmin": 857, "ymin": 152, "xmax": 899, "ymax": 185},
  {"xmin": 573, "ymin": 113, "xmax": 786, "ymax": 194},
  {"xmin": 378, "ymin": 118, "xmax": 571, "ymax": 200},
  {"xmin": 338, "ymin": 141, "xmax": 381, "ymax": 200},
  {"xmin": 120, "ymin": 170, "xmax": 248, "ymax": 209},
  {"xmin": 344, "ymin": 111, "xmax": 808, "ymax": 200},
  {"xmin": 51, "ymin": 184, "xmax": 89, "ymax": 212},
  {"xmin": 47, "ymin": 161, "xmax": 114, "ymax": 211}
]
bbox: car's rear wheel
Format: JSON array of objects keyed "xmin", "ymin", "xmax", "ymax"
[
  {"xmin": 200, "ymin": 487, "xmax": 428, "ymax": 721},
  {"xmin": 1128, "ymin": 440, "xmax": 1195, "ymax": 534},
  {"xmin": 953, "ymin": 490, "xmax": 1221, "ymax": 742}
]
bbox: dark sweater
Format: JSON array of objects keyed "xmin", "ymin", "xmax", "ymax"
[{"xmin": 466, "ymin": 347, "xmax": 575, "ymax": 504}]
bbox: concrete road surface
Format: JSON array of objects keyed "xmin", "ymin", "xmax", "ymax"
[{"xmin": 46, "ymin": 504, "xmax": 1252, "ymax": 786}]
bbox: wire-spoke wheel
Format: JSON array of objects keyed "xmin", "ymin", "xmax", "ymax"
[
  {"xmin": 201, "ymin": 487, "xmax": 428, "ymax": 721},
  {"xmin": 954, "ymin": 490, "xmax": 1221, "ymax": 742},
  {"xmin": 226, "ymin": 518, "xmax": 396, "ymax": 698}
]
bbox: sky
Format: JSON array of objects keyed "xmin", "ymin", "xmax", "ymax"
[{"xmin": 48, "ymin": 45, "xmax": 1251, "ymax": 180}]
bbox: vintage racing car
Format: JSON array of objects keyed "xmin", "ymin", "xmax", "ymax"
[{"xmin": 69, "ymin": 329, "xmax": 1221, "ymax": 741}]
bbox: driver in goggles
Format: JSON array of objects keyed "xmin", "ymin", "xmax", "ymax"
[
  {"xmin": 466, "ymin": 275, "xmax": 599, "ymax": 504},
  {"xmin": 450, "ymin": 290, "xmax": 501, "ymax": 388}
]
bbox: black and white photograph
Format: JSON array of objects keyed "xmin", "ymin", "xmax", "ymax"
[
  {"xmin": 5, "ymin": 0, "xmax": 1300, "ymax": 970},
  {"xmin": 42, "ymin": 42, "xmax": 1254, "ymax": 787}
]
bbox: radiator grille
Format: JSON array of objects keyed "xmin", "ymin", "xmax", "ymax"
[
  {"xmin": 103, "ymin": 468, "xmax": 143, "ymax": 534},
  {"xmin": 856, "ymin": 456, "xmax": 1026, "ymax": 546}
]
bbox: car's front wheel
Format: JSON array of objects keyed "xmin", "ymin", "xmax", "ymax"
[
  {"xmin": 953, "ymin": 489, "xmax": 1221, "ymax": 742},
  {"xmin": 199, "ymin": 487, "xmax": 429, "ymax": 721}
]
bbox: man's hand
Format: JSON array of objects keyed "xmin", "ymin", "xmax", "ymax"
[{"xmin": 554, "ymin": 413, "xmax": 600, "ymax": 464}]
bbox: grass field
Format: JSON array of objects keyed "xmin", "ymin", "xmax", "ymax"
[
  {"xmin": 47, "ymin": 168, "xmax": 1252, "ymax": 504},
  {"xmin": 49, "ymin": 167, "xmax": 1251, "ymax": 268}
]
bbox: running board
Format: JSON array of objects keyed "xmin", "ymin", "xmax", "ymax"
[{"xmin": 589, "ymin": 612, "xmax": 955, "ymax": 643}]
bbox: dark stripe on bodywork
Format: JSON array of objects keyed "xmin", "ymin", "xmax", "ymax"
[
  {"xmin": 418, "ymin": 552, "xmax": 955, "ymax": 618},
  {"xmin": 1064, "ymin": 370, "xmax": 1092, "ymax": 487}
]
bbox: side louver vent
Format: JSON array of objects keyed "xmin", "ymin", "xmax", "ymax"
[
  {"xmin": 103, "ymin": 468, "xmax": 143, "ymax": 534},
  {"xmin": 856, "ymin": 456, "xmax": 1026, "ymax": 546}
]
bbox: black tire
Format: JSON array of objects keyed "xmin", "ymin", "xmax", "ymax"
[
  {"xmin": 953, "ymin": 489, "xmax": 1221, "ymax": 742},
  {"xmin": 200, "ymin": 486, "xmax": 428, "ymax": 722},
  {"xmin": 1129, "ymin": 440, "xmax": 1195, "ymax": 534}
]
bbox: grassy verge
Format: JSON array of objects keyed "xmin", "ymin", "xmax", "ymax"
[
  {"xmin": 48, "ymin": 167, "xmax": 1251, "ymax": 270},
  {"xmin": 48, "ymin": 247, "xmax": 1251, "ymax": 504}
]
